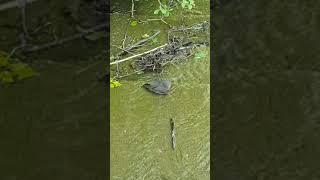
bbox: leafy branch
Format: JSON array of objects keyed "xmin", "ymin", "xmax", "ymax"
[{"xmin": 154, "ymin": 0, "xmax": 195, "ymax": 17}]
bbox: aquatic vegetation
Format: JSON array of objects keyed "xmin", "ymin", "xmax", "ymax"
[
  {"xmin": 194, "ymin": 50, "xmax": 207, "ymax": 60},
  {"xmin": 0, "ymin": 51, "xmax": 38, "ymax": 85},
  {"xmin": 151, "ymin": 37, "xmax": 159, "ymax": 45},
  {"xmin": 179, "ymin": 0, "xmax": 195, "ymax": 10},
  {"xmin": 142, "ymin": 33, "xmax": 150, "ymax": 38},
  {"xmin": 154, "ymin": 1, "xmax": 172, "ymax": 17},
  {"xmin": 154, "ymin": 0, "xmax": 195, "ymax": 17},
  {"xmin": 130, "ymin": 20, "xmax": 138, "ymax": 27},
  {"xmin": 110, "ymin": 78, "xmax": 122, "ymax": 88}
]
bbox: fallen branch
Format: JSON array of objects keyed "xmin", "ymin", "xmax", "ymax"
[
  {"xmin": 23, "ymin": 23, "xmax": 107, "ymax": 53},
  {"xmin": 0, "ymin": 0, "xmax": 39, "ymax": 11},
  {"xmin": 110, "ymin": 44, "xmax": 167, "ymax": 65},
  {"xmin": 117, "ymin": 30, "xmax": 161, "ymax": 57}
]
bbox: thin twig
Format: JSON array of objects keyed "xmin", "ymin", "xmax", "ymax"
[
  {"xmin": 115, "ymin": 70, "xmax": 143, "ymax": 79},
  {"xmin": 131, "ymin": 0, "xmax": 134, "ymax": 17},
  {"xmin": 111, "ymin": 45, "xmax": 136, "ymax": 56},
  {"xmin": 116, "ymin": 30, "xmax": 161, "ymax": 57},
  {"xmin": 110, "ymin": 44, "xmax": 167, "ymax": 65},
  {"xmin": 143, "ymin": 18, "xmax": 171, "ymax": 27},
  {"xmin": 121, "ymin": 22, "xmax": 130, "ymax": 49},
  {"xmin": 75, "ymin": 60, "xmax": 103, "ymax": 75},
  {"xmin": 23, "ymin": 23, "xmax": 107, "ymax": 53},
  {"xmin": 116, "ymin": 63, "xmax": 120, "ymax": 77},
  {"xmin": 122, "ymin": 31, "xmax": 128, "ymax": 49},
  {"xmin": 0, "ymin": 0, "xmax": 39, "ymax": 12},
  {"xmin": 16, "ymin": 0, "xmax": 30, "ymax": 41}
]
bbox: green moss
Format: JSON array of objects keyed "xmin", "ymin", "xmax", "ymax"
[{"xmin": 110, "ymin": 78, "xmax": 122, "ymax": 88}]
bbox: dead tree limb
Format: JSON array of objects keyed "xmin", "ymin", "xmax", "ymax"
[
  {"xmin": 0, "ymin": 0, "xmax": 39, "ymax": 11},
  {"xmin": 23, "ymin": 23, "xmax": 107, "ymax": 53}
]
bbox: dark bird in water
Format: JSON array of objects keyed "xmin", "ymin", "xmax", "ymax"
[{"xmin": 143, "ymin": 80, "xmax": 172, "ymax": 95}]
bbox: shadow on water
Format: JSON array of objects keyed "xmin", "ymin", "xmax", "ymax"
[{"xmin": 214, "ymin": 0, "xmax": 320, "ymax": 179}]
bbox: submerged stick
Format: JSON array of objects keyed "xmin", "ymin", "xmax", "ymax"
[
  {"xmin": 110, "ymin": 43, "xmax": 167, "ymax": 65},
  {"xmin": 170, "ymin": 118, "xmax": 176, "ymax": 150}
]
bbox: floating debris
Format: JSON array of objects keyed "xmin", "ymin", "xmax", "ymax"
[{"xmin": 170, "ymin": 118, "xmax": 176, "ymax": 150}]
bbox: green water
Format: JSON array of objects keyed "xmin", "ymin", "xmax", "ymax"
[
  {"xmin": 0, "ymin": 0, "xmax": 107, "ymax": 179},
  {"xmin": 110, "ymin": 0, "xmax": 210, "ymax": 179},
  {"xmin": 214, "ymin": 0, "xmax": 320, "ymax": 179},
  {"xmin": 0, "ymin": 59, "xmax": 106, "ymax": 179}
]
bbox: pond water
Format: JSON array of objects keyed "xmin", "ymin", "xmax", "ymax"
[
  {"xmin": 110, "ymin": 0, "xmax": 210, "ymax": 179},
  {"xmin": 0, "ymin": 59, "xmax": 106, "ymax": 179},
  {"xmin": 214, "ymin": 1, "xmax": 320, "ymax": 179},
  {"xmin": 0, "ymin": 1, "xmax": 107, "ymax": 178}
]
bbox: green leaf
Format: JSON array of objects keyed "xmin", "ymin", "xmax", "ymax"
[
  {"xmin": 9, "ymin": 63, "xmax": 38, "ymax": 80},
  {"xmin": 142, "ymin": 34, "xmax": 150, "ymax": 38},
  {"xmin": 154, "ymin": 9, "xmax": 160, "ymax": 14},
  {"xmin": 159, "ymin": 6, "xmax": 166, "ymax": 14},
  {"xmin": 194, "ymin": 51, "xmax": 207, "ymax": 60},
  {"xmin": 110, "ymin": 79, "xmax": 122, "ymax": 88},
  {"xmin": 162, "ymin": 9, "xmax": 170, "ymax": 17},
  {"xmin": 181, "ymin": 2, "xmax": 186, "ymax": 8},
  {"xmin": 130, "ymin": 20, "xmax": 138, "ymax": 27},
  {"xmin": 151, "ymin": 37, "xmax": 159, "ymax": 44},
  {"xmin": 188, "ymin": 4, "xmax": 193, "ymax": 10}
]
